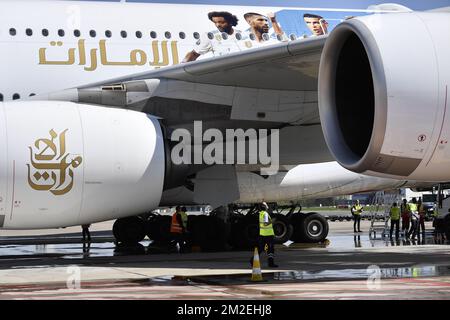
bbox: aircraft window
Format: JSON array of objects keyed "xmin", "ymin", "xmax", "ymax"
[
  {"xmin": 289, "ymin": 34, "xmax": 297, "ymax": 41},
  {"xmin": 29, "ymin": 93, "xmax": 36, "ymax": 97},
  {"xmin": 262, "ymin": 33, "xmax": 270, "ymax": 41},
  {"xmin": 164, "ymin": 31, "xmax": 171, "ymax": 39},
  {"xmin": 121, "ymin": 30, "xmax": 127, "ymax": 38},
  {"xmin": 179, "ymin": 32, "xmax": 186, "ymax": 39},
  {"xmin": 136, "ymin": 31, "xmax": 142, "ymax": 38},
  {"xmin": 105, "ymin": 30, "xmax": 112, "ymax": 38},
  {"xmin": 58, "ymin": 29, "xmax": 65, "ymax": 37},
  {"xmin": 74, "ymin": 29, "xmax": 81, "ymax": 37},
  {"xmin": 0, "ymin": 94, "xmax": 3, "ymax": 102},
  {"xmin": 221, "ymin": 32, "xmax": 228, "ymax": 40},
  {"xmin": 89, "ymin": 30, "xmax": 96, "ymax": 38},
  {"xmin": 235, "ymin": 32, "xmax": 242, "ymax": 40},
  {"xmin": 193, "ymin": 32, "xmax": 200, "ymax": 39},
  {"xmin": 12, "ymin": 93, "xmax": 20, "ymax": 100},
  {"xmin": 207, "ymin": 32, "xmax": 214, "ymax": 40},
  {"xmin": 249, "ymin": 33, "xmax": 256, "ymax": 41},
  {"xmin": 26, "ymin": 28, "xmax": 33, "ymax": 36},
  {"xmin": 150, "ymin": 31, "xmax": 157, "ymax": 39},
  {"xmin": 42, "ymin": 29, "xmax": 49, "ymax": 37},
  {"xmin": 9, "ymin": 28, "xmax": 16, "ymax": 36}
]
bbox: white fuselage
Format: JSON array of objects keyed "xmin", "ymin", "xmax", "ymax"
[
  {"xmin": 0, "ymin": 1, "xmax": 434, "ymax": 229},
  {"xmin": 0, "ymin": 1, "xmax": 290, "ymax": 100}
]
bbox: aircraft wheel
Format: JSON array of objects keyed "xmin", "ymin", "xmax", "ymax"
[
  {"xmin": 113, "ymin": 216, "xmax": 146, "ymax": 245},
  {"xmin": 273, "ymin": 214, "xmax": 293, "ymax": 244},
  {"xmin": 291, "ymin": 213, "xmax": 329, "ymax": 243}
]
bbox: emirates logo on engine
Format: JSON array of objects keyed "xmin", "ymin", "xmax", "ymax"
[{"xmin": 27, "ymin": 129, "xmax": 83, "ymax": 196}]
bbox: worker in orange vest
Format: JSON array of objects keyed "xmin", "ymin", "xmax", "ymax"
[{"xmin": 170, "ymin": 206, "xmax": 186, "ymax": 253}]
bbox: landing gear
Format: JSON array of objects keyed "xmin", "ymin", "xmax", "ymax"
[
  {"xmin": 111, "ymin": 203, "xmax": 330, "ymax": 249},
  {"xmin": 229, "ymin": 203, "xmax": 329, "ymax": 248}
]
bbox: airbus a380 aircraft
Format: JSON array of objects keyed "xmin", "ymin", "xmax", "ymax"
[{"xmin": 0, "ymin": 1, "xmax": 449, "ymax": 244}]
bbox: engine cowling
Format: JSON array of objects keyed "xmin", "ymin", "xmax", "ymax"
[
  {"xmin": 319, "ymin": 12, "xmax": 450, "ymax": 181},
  {"xmin": 0, "ymin": 101, "xmax": 165, "ymax": 229}
]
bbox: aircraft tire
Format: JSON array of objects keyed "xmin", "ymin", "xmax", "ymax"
[
  {"xmin": 272, "ymin": 214, "xmax": 293, "ymax": 244},
  {"xmin": 113, "ymin": 216, "xmax": 146, "ymax": 245},
  {"xmin": 146, "ymin": 215, "xmax": 171, "ymax": 243},
  {"xmin": 291, "ymin": 212, "xmax": 329, "ymax": 243}
]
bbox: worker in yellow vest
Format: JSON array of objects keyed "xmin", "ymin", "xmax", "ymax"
[
  {"xmin": 417, "ymin": 198, "xmax": 426, "ymax": 235},
  {"xmin": 170, "ymin": 206, "xmax": 186, "ymax": 253},
  {"xmin": 389, "ymin": 202, "xmax": 401, "ymax": 239},
  {"xmin": 407, "ymin": 198, "xmax": 419, "ymax": 240},
  {"xmin": 351, "ymin": 200, "xmax": 363, "ymax": 233},
  {"xmin": 250, "ymin": 202, "xmax": 278, "ymax": 268}
]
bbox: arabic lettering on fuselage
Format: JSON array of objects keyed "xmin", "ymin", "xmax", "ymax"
[
  {"xmin": 27, "ymin": 129, "xmax": 83, "ymax": 196},
  {"xmin": 39, "ymin": 39, "xmax": 180, "ymax": 71}
]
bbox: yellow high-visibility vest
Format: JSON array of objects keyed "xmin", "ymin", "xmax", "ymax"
[
  {"xmin": 433, "ymin": 207, "xmax": 439, "ymax": 218},
  {"xmin": 390, "ymin": 207, "xmax": 400, "ymax": 220},
  {"xmin": 353, "ymin": 205, "xmax": 363, "ymax": 215},
  {"xmin": 180, "ymin": 211, "xmax": 188, "ymax": 229},
  {"xmin": 259, "ymin": 210, "xmax": 275, "ymax": 236}
]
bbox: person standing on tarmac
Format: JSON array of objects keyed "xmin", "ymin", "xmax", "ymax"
[
  {"xmin": 351, "ymin": 200, "xmax": 363, "ymax": 233},
  {"xmin": 417, "ymin": 198, "xmax": 426, "ymax": 235},
  {"xmin": 180, "ymin": 206, "xmax": 189, "ymax": 251},
  {"xmin": 251, "ymin": 202, "xmax": 278, "ymax": 268},
  {"xmin": 401, "ymin": 199, "xmax": 410, "ymax": 237},
  {"xmin": 389, "ymin": 202, "xmax": 401, "ymax": 239},
  {"xmin": 170, "ymin": 206, "xmax": 186, "ymax": 253},
  {"xmin": 408, "ymin": 197, "xmax": 420, "ymax": 240},
  {"xmin": 82, "ymin": 224, "xmax": 91, "ymax": 243}
]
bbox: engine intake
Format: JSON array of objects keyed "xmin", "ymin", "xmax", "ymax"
[{"xmin": 319, "ymin": 12, "xmax": 450, "ymax": 181}]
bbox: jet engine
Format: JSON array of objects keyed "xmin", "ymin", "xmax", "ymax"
[
  {"xmin": 319, "ymin": 12, "xmax": 450, "ymax": 181},
  {"xmin": 0, "ymin": 101, "xmax": 165, "ymax": 229}
]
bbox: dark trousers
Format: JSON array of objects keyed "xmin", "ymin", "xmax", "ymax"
[
  {"xmin": 171, "ymin": 233, "xmax": 186, "ymax": 252},
  {"xmin": 418, "ymin": 218, "xmax": 426, "ymax": 234},
  {"xmin": 408, "ymin": 220, "xmax": 419, "ymax": 239},
  {"xmin": 82, "ymin": 227, "xmax": 91, "ymax": 242},
  {"xmin": 353, "ymin": 215, "xmax": 361, "ymax": 232},
  {"xmin": 251, "ymin": 235, "xmax": 275, "ymax": 266},
  {"xmin": 402, "ymin": 218, "xmax": 410, "ymax": 234},
  {"xmin": 390, "ymin": 219, "xmax": 400, "ymax": 239}
]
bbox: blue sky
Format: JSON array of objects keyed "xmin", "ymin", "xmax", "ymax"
[{"xmin": 69, "ymin": 0, "xmax": 450, "ymax": 11}]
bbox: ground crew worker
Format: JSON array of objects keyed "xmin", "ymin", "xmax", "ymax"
[
  {"xmin": 180, "ymin": 206, "xmax": 189, "ymax": 250},
  {"xmin": 251, "ymin": 202, "xmax": 278, "ymax": 268},
  {"xmin": 401, "ymin": 199, "xmax": 410, "ymax": 237},
  {"xmin": 170, "ymin": 206, "xmax": 186, "ymax": 253},
  {"xmin": 417, "ymin": 198, "xmax": 426, "ymax": 234},
  {"xmin": 408, "ymin": 198, "xmax": 419, "ymax": 240},
  {"xmin": 389, "ymin": 202, "xmax": 401, "ymax": 239},
  {"xmin": 351, "ymin": 200, "xmax": 363, "ymax": 233},
  {"xmin": 81, "ymin": 224, "xmax": 91, "ymax": 243}
]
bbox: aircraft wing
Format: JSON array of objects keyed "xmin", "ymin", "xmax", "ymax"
[
  {"xmin": 80, "ymin": 35, "xmax": 325, "ymax": 91},
  {"xmin": 34, "ymin": 35, "xmax": 332, "ymax": 165},
  {"xmin": 39, "ymin": 36, "xmax": 326, "ymax": 126}
]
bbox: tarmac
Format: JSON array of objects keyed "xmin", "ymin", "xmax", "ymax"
[{"xmin": 0, "ymin": 219, "xmax": 449, "ymax": 300}]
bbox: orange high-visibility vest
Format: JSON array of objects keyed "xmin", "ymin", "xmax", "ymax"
[{"xmin": 170, "ymin": 213, "xmax": 182, "ymax": 233}]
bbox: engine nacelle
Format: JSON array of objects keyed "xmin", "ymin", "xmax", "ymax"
[
  {"xmin": 0, "ymin": 101, "xmax": 165, "ymax": 229},
  {"xmin": 319, "ymin": 12, "xmax": 450, "ymax": 181}
]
